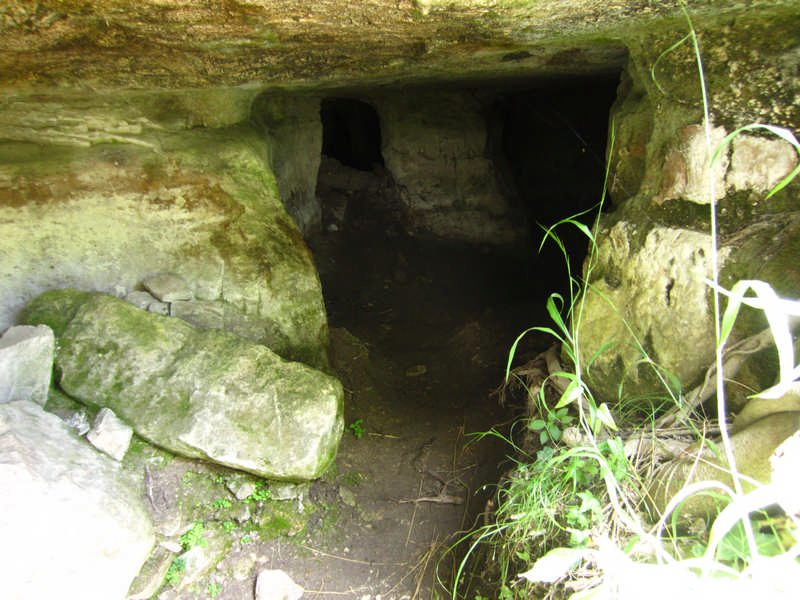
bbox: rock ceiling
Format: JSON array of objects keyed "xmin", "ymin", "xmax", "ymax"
[{"xmin": 1, "ymin": 0, "xmax": 793, "ymax": 93}]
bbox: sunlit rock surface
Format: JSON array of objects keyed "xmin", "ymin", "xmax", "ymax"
[
  {"xmin": 0, "ymin": 119, "xmax": 330, "ymax": 369},
  {"xmin": 0, "ymin": 400, "xmax": 154, "ymax": 600}
]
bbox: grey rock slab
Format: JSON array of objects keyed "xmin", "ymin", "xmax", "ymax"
[
  {"xmin": 24, "ymin": 289, "xmax": 344, "ymax": 481},
  {"xmin": 170, "ymin": 299, "xmax": 225, "ymax": 330},
  {"xmin": 125, "ymin": 290, "xmax": 159, "ymax": 310},
  {"xmin": 175, "ymin": 523, "xmax": 230, "ymax": 591},
  {"xmin": 142, "ymin": 272, "xmax": 194, "ymax": 302},
  {"xmin": 255, "ymin": 569, "xmax": 304, "ymax": 600},
  {"xmin": 0, "ymin": 324, "xmax": 54, "ymax": 405},
  {"xmin": 86, "ymin": 407, "xmax": 134, "ymax": 461},
  {"xmin": 126, "ymin": 545, "xmax": 175, "ymax": 600},
  {"xmin": 0, "ymin": 400, "xmax": 154, "ymax": 600},
  {"xmin": 147, "ymin": 300, "xmax": 170, "ymax": 315}
]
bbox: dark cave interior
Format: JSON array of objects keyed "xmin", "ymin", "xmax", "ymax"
[
  {"xmin": 315, "ymin": 73, "xmax": 622, "ymax": 303},
  {"xmin": 320, "ymin": 98, "xmax": 385, "ymax": 171},
  {"xmin": 302, "ymin": 75, "xmax": 624, "ymax": 597}
]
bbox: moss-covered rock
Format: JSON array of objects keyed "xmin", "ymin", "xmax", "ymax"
[
  {"xmin": 0, "ymin": 122, "xmax": 330, "ymax": 370},
  {"xmin": 579, "ymin": 8, "xmax": 800, "ymax": 407},
  {"xmin": 24, "ymin": 290, "xmax": 344, "ymax": 481}
]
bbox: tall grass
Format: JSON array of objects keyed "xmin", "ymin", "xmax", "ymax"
[{"xmin": 446, "ymin": 4, "xmax": 800, "ymax": 599}]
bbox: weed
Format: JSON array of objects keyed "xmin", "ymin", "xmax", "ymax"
[
  {"xmin": 222, "ymin": 520, "xmax": 236, "ymax": 533},
  {"xmin": 208, "ymin": 582, "xmax": 221, "ymax": 597},
  {"xmin": 164, "ymin": 557, "xmax": 185, "ymax": 586},
  {"xmin": 347, "ymin": 418, "xmax": 366, "ymax": 439},
  {"xmin": 529, "ymin": 406, "xmax": 573, "ymax": 444},
  {"xmin": 180, "ymin": 521, "xmax": 207, "ymax": 550},
  {"xmin": 247, "ymin": 482, "xmax": 273, "ymax": 502},
  {"xmin": 212, "ymin": 498, "xmax": 232, "ymax": 510}
]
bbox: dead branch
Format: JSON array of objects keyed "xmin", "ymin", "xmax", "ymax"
[{"xmin": 656, "ymin": 324, "xmax": 794, "ymax": 428}]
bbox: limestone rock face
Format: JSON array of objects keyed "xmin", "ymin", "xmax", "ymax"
[
  {"xmin": 0, "ymin": 400, "xmax": 154, "ymax": 600},
  {"xmin": 376, "ymin": 91, "xmax": 525, "ymax": 244},
  {"xmin": 577, "ymin": 223, "xmax": 729, "ymax": 403},
  {"xmin": 251, "ymin": 94, "xmax": 324, "ymax": 235},
  {"xmin": 577, "ymin": 13, "xmax": 800, "ymax": 405},
  {"xmin": 24, "ymin": 290, "xmax": 344, "ymax": 481},
  {"xmin": 2, "ymin": 1, "xmax": 791, "ymax": 93},
  {"xmin": 0, "ymin": 118, "xmax": 330, "ymax": 369}
]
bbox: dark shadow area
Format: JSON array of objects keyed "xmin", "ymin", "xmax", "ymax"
[
  {"xmin": 320, "ymin": 98, "xmax": 384, "ymax": 171},
  {"xmin": 483, "ymin": 76, "xmax": 621, "ymax": 286}
]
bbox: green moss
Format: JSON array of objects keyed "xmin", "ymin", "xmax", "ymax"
[
  {"xmin": 245, "ymin": 499, "xmax": 308, "ymax": 540},
  {"xmin": 21, "ymin": 289, "xmax": 92, "ymax": 336},
  {"xmin": 340, "ymin": 471, "xmax": 365, "ymax": 487},
  {"xmin": 650, "ymin": 198, "xmax": 711, "ymax": 231}
]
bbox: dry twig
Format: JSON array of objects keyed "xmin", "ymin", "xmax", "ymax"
[{"xmin": 655, "ymin": 325, "xmax": 789, "ymax": 428}]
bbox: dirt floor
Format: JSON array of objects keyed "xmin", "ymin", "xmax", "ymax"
[
  {"xmin": 127, "ymin": 191, "xmax": 555, "ymax": 600},
  {"xmin": 279, "ymin": 222, "xmax": 550, "ymax": 598}
]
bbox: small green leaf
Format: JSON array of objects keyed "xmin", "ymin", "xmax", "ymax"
[
  {"xmin": 595, "ymin": 403, "xmax": 618, "ymax": 431},
  {"xmin": 530, "ymin": 419, "xmax": 546, "ymax": 431},
  {"xmin": 555, "ymin": 378, "xmax": 583, "ymax": 409}
]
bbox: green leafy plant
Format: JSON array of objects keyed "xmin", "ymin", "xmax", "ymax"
[
  {"xmin": 164, "ymin": 557, "xmax": 185, "ymax": 586},
  {"xmin": 347, "ymin": 418, "xmax": 366, "ymax": 439},
  {"xmin": 529, "ymin": 406, "xmax": 573, "ymax": 444},
  {"xmin": 247, "ymin": 482, "xmax": 273, "ymax": 502},
  {"xmin": 208, "ymin": 582, "xmax": 221, "ymax": 598},
  {"xmin": 180, "ymin": 521, "xmax": 207, "ymax": 550},
  {"xmin": 212, "ymin": 498, "xmax": 232, "ymax": 510}
]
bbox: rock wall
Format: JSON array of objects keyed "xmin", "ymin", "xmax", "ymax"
[
  {"xmin": 0, "ymin": 400, "xmax": 155, "ymax": 600},
  {"xmin": 252, "ymin": 93, "xmax": 324, "ymax": 236},
  {"xmin": 0, "ymin": 91, "xmax": 330, "ymax": 369},
  {"xmin": 374, "ymin": 90, "xmax": 526, "ymax": 244},
  {"xmin": 579, "ymin": 10, "xmax": 800, "ymax": 405}
]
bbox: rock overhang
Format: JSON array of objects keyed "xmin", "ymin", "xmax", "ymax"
[{"xmin": 2, "ymin": 0, "xmax": 793, "ymax": 96}]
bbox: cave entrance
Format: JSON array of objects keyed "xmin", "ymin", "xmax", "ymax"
[
  {"xmin": 302, "ymin": 72, "xmax": 623, "ymax": 597},
  {"xmin": 320, "ymin": 98, "xmax": 384, "ymax": 171},
  {"xmin": 316, "ymin": 97, "xmax": 392, "ymax": 233}
]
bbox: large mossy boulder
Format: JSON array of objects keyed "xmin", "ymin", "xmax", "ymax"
[
  {"xmin": 24, "ymin": 290, "xmax": 344, "ymax": 481},
  {"xmin": 0, "ymin": 112, "xmax": 330, "ymax": 371}
]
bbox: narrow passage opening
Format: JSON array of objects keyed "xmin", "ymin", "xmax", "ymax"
[
  {"xmin": 303, "ymin": 73, "xmax": 622, "ymax": 597},
  {"xmin": 320, "ymin": 98, "xmax": 384, "ymax": 171}
]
